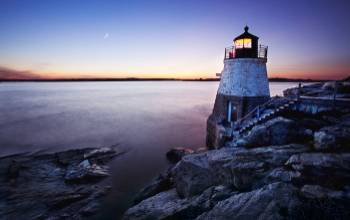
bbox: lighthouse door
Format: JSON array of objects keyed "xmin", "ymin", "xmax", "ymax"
[{"xmin": 227, "ymin": 101, "xmax": 237, "ymax": 123}]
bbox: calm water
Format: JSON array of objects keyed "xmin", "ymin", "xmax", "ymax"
[{"xmin": 0, "ymin": 81, "xmax": 298, "ymax": 218}]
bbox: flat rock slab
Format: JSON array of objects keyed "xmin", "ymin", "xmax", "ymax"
[
  {"xmin": 196, "ymin": 182, "xmax": 300, "ymax": 220},
  {"xmin": 0, "ymin": 146, "xmax": 126, "ymax": 219}
]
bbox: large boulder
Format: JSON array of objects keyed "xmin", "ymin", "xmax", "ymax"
[
  {"xmin": 286, "ymin": 153, "xmax": 350, "ymax": 188},
  {"xmin": 0, "ymin": 147, "xmax": 123, "ymax": 220},
  {"xmin": 122, "ymin": 189, "xmax": 189, "ymax": 220},
  {"xmin": 166, "ymin": 147, "xmax": 194, "ymax": 163},
  {"xmin": 298, "ymin": 184, "xmax": 350, "ymax": 219},
  {"xmin": 172, "ymin": 148, "xmax": 234, "ymax": 198},
  {"xmin": 229, "ymin": 144, "xmax": 309, "ymax": 190},
  {"xmin": 134, "ymin": 172, "xmax": 173, "ymax": 204},
  {"xmin": 300, "ymin": 184, "xmax": 348, "ymax": 199},
  {"xmin": 173, "ymin": 149, "xmax": 234, "ymax": 198},
  {"xmin": 123, "ymin": 186, "xmax": 235, "ymax": 220},
  {"xmin": 314, "ymin": 130, "xmax": 336, "ymax": 150},
  {"xmin": 314, "ymin": 125, "xmax": 350, "ymax": 151},
  {"xmin": 172, "ymin": 153, "xmax": 212, "ymax": 198},
  {"xmin": 65, "ymin": 159, "xmax": 110, "ymax": 183},
  {"xmin": 196, "ymin": 182, "xmax": 301, "ymax": 220},
  {"xmin": 172, "ymin": 144, "xmax": 310, "ymax": 197},
  {"xmin": 240, "ymin": 117, "xmax": 311, "ymax": 148},
  {"xmin": 265, "ymin": 167, "xmax": 301, "ymax": 183}
]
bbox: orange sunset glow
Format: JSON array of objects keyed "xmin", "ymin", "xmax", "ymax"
[{"xmin": 0, "ymin": 0, "xmax": 349, "ymax": 80}]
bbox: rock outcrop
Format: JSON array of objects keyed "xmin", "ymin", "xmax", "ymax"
[
  {"xmin": 171, "ymin": 144, "xmax": 310, "ymax": 198},
  {"xmin": 196, "ymin": 182, "xmax": 301, "ymax": 220},
  {"xmin": 314, "ymin": 123, "xmax": 350, "ymax": 151},
  {"xmin": 0, "ymin": 146, "xmax": 126, "ymax": 219},
  {"xmin": 172, "ymin": 148, "xmax": 234, "ymax": 197},
  {"xmin": 65, "ymin": 159, "xmax": 110, "ymax": 183},
  {"xmin": 124, "ymin": 82, "xmax": 350, "ymax": 219},
  {"xmin": 123, "ymin": 185, "xmax": 235, "ymax": 220},
  {"xmin": 166, "ymin": 147, "xmax": 194, "ymax": 163},
  {"xmin": 286, "ymin": 153, "xmax": 350, "ymax": 188},
  {"xmin": 236, "ymin": 117, "xmax": 311, "ymax": 148},
  {"xmin": 283, "ymin": 79, "xmax": 350, "ymax": 98}
]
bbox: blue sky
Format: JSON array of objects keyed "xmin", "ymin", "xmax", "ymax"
[{"xmin": 0, "ymin": 0, "xmax": 349, "ymax": 79}]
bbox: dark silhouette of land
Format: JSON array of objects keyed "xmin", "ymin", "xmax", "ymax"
[
  {"xmin": 0, "ymin": 77, "xmax": 331, "ymax": 82},
  {"xmin": 0, "ymin": 66, "xmax": 346, "ymax": 82}
]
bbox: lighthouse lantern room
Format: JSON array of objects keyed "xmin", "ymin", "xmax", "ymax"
[{"xmin": 207, "ymin": 26, "xmax": 270, "ymax": 148}]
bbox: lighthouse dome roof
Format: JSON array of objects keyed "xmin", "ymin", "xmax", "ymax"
[{"xmin": 234, "ymin": 26, "xmax": 259, "ymax": 41}]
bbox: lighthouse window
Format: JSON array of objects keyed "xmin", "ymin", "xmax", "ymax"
[
  {"xmin": 235, "ymin": 38, "xmax": 252, "ymax": 49},
  {"xmin": 243, "ymin": 38, "xmax": 252, "ymax": 48},
  {"xmin": 235, "ymin": 39, "xmax": 244, "ymax": 49}
]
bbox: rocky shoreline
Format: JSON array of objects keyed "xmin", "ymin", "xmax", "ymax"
[
  {"xmin": 123, "ymin": 81, "xmax": 350, "ymax": 220},
  {"xmin": 0, "ymin": 146, "xmax": 126, "ymax": 219}
]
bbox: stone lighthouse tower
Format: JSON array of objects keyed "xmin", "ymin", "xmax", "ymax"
[{"xmin": 207, "ymin": 26, "xmax": 270, "ymax": 148}]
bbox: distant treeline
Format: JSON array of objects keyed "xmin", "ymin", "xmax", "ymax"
[{"xmin": 268, "ymin": 78, "xmax": 327, "ymax": 82}]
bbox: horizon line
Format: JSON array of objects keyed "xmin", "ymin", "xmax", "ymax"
[{"xmin": 0, "ymin": 77, "xmax": 336, "ymax": 83}]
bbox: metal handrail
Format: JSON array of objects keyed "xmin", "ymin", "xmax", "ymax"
[
  {"xmin": 258, "ymin": 45, "xmax": 268, "ymax": 59},
  {"xmin": 236, "ymin": 97, "xmax": 275, "ymax": 126},
  {"xmin": 224, "ymin": 46, "xmax": 235, "ymax": 59},
  {"xmin": 224, "ymin": 45, "xmax": 268, "ymax": 60}
]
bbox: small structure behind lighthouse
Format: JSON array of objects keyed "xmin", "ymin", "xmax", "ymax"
[{"xmin": 207, "ymin": 26, "xmax": 270, "ymax": 148}]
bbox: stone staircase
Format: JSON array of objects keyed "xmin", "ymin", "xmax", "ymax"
[{"xmin": 237, "ymin": 98, "xmax": 297, "ymax": 135}]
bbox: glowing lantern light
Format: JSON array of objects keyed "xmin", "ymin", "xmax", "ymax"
[
  {"xmin": 235, "ymin": 39, "xmax": 244, "ymax": 48},
  {"xmin": 235, "ymin": 38, "xmax": 252, "ymax": 49},
  {"xmin": 243, "ymin": 38, "xmax": 252, "ymax": 48}
]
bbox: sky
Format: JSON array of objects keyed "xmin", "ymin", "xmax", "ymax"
[{"xmin": 0, "ymin": 0, "xmax": 349, "ymax": 80}]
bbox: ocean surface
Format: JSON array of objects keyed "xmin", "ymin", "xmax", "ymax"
[{"xmin": 0, "ymin": 81, "xmax": 299, "ymax": 218}]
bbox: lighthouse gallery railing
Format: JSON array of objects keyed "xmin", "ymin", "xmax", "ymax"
[{"xmin": 224, "ymin": 45, "xmax": 268, "ymax": 60}]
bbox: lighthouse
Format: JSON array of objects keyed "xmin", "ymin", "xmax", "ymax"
[{"xmin": 207, "ymin": 26, "xmax": 270, "ymax": 148}]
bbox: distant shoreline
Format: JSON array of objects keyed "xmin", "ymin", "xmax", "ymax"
[{"xmin": 0, "ymin": 77, "xmax": 328, "ymax": 83}]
